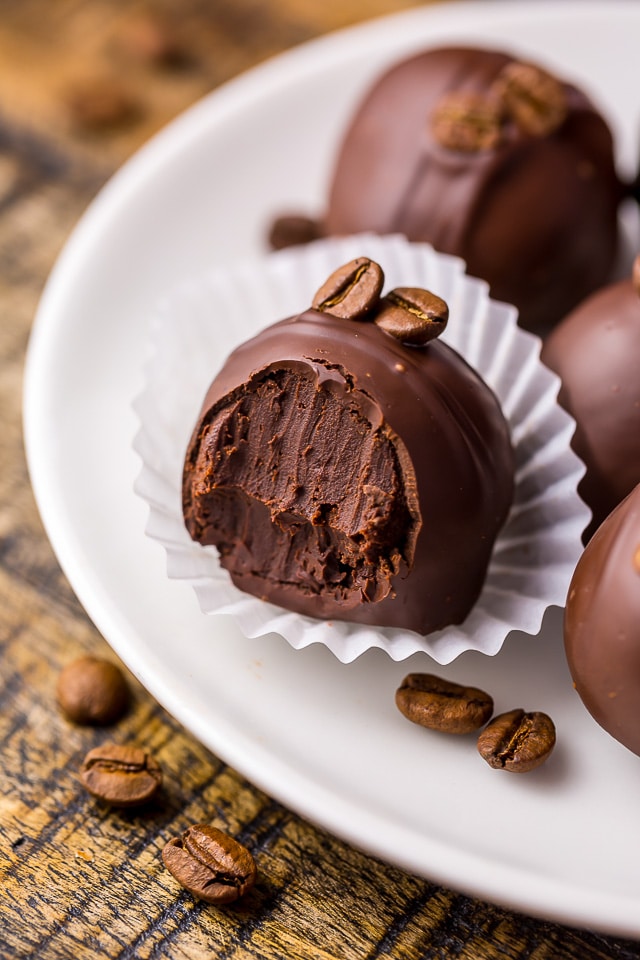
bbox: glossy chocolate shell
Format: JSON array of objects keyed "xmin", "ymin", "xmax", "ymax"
[
  {"xmin": 564, "ymin": 484, "xmax": 640, "ymax": 757},
  {"xmin": 325, "ymin": 47, "xmax": 622, "ymax": 332},
  {"xmin": 542, "ymin": 273, "xmax": 640, "ymax": 541},
  {"xmin": 182, "ymin": 308, "xmax": 514, "ymax": 635}
]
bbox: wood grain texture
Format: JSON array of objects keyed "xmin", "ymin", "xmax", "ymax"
[{"xmin": 0, "ymin": 2, "xmax": 639, "ymax": 957}]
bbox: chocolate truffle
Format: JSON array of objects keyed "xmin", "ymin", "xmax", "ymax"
[
  {"xmin": 541, "ymin": 257, "xmax": 640, "ymax": 541},
  {"xmin": 182, "ymin": 258, "xmax": 514, "ymax": 636},
  {"xmin": 564, "ymin": 483, "xmax": 640, "ymax": 757},
  {"xmin": 324, "ymin": 47, "xmax": 622, "ymax": 333}
]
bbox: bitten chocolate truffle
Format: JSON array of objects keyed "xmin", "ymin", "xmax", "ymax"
[
  {"xmin": 324, "ymin": 47, "xmax": 622, "ymax": 332},
  {"xmin": 182, "ymin": 258, "xmax": 514, "ymax": 636},
  {"xmin": 564, "ymin": 484, "xmax": 640, "ymax": 758},
  {"xmin": 542, "ymin": 257, "xmax": 640, "ymax": 541}
]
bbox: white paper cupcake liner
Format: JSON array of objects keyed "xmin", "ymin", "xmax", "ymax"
[{"xmin": 133, "ymin": 234, "xmax": 589, "ymax": 664}]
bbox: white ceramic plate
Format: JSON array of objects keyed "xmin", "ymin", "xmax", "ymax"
[{"xmin": 24, "ymin": 1, "xmax": 640, "ymax": 939}]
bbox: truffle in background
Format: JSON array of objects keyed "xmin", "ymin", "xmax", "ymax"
[
  {"xmin": 321, "ymin": 46, "xmax": 623, "ymax": 333},
  {"xmin": 542, "ymin": 256, "xmax": 640, "ymax": 542},
  {"xmin": 564, "ymin": 483, "xmax": 640, "ymax": 758}
]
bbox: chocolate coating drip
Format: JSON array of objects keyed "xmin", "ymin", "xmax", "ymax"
[
  {"xmin": 564, "ymin": 484, "xmax": 640, "ymax": 757},
  {"xmin": 183, "ymin": 308, "xmax": 514, "ymax": 635},
  {"xmin": 325, "ymin": 47, "xmax": 622, "ymax": 332},
  {"xmin": 542, "ymin": 271, "xmax": 640, "ymax": 541}
]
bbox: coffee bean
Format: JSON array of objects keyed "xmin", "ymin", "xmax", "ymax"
[
  {"xmin": 57, "ymin": 656, "xmax": 130, "ymax": 726},
  {"xmin": 162, "ymin": 824, "xmax": 256, "ymax": 904},
  {"xmin": 492, "ymin": 61, "xmax": 567, "ymax": 137},
  {"xmin": 268, "ymin": 213, "xmax": 324, "ymax": 251},
  {"xmin": 312, "ymin": 258, "xmax": 384, "ymax": 320},
  {"xmin": 65, "ymin": 79, "xmax": 140, "ymax": 132},
  {"xmin": 431, "ymin": 91, "xmax": 503, "ymax": 152},
  {"xmin": 395, "ymin": 673, "xmax": 494, "ymax": 734},
  {"xmin": 116, "ymin": 14, "xmax": 188, "ymax": 68},
  {"xmin": 80, "ymin": 744, "xmax": 162, "ymax": 806},
  {"xmin": 375, "ymin": 287, "xmax": 448, "ymax": 345},
  {"xmin": 477, "ymin": 708, "xmax": 556, "ymax": 772}
]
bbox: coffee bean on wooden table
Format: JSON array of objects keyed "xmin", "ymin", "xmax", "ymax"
[
  {"xmin": 312, "ymin": 257, "xmax": 384, "ymax": 320},
  {"xmin": 162, "ymin": 824, "xmax": 256, "ymax": 904},
  {"xmin": 57, "ymin": 656, "xmax": 130, "ymax": 725},
  {"xmin": 395, "ymin": 673, "xmax": 494, "ymax": 734},
  {"xmin": 80, "ymin": 744, "xmax": 162, "ymax": 806},
  {"xmin": 477, "ymin": 708, "xmax": 556, "ymax": 772},
  {"xmin": 65, "ymin": 78, "xmax": 140, "ymax": 131}
]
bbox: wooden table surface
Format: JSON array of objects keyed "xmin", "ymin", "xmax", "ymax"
[{"xmin": 1, "ymin": 1, "xmax": 639, "ymax": 957}]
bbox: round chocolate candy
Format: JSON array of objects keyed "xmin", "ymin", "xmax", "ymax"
[
  {"xmin": 564, "ymin": 483, "xmax": 640, "ymax": 757},
  {"xmin": 324, "ymin": 46, "xmax": 623, "ymax": 333},
  {"xmin": 542, "ymin": 258, "xmax": 640, "ymax": 542},
  {"xmin": 182, "ymin": 261, "xmax": 514, "ymax": 636}
]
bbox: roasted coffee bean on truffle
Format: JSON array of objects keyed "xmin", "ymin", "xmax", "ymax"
[
  {"xmin": 182, "ymin": 258, "xmax": 514, "ymax": 636},
  {"xmin": 324, "ymin": 47, "xmax": 623, "ymax": 333},
  {"xmin": 564, "ymin": 483, "xmax": 640, "ymax": 758},
  {"xmin": 542, "ymin": 256, "xmax": 640, "ymax": 542}
]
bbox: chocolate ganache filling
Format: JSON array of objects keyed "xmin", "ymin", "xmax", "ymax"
[
  {"xmin": 185, "ymin": 362, "xmax": 417, "ymax": 606},
  {"xmin": 183, "ymin": 259, "xmax": 514, "ymax": 635}
]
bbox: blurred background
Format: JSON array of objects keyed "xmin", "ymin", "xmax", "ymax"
[{"xmin": 0, "ymin": 0, "xmax": 433, "ymax": 175}]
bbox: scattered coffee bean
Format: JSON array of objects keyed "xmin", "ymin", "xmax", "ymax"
[
  {"xmin": 80, "ymin": 743, "xmax": 162, "ymax": 806},
  {"xmin": 65, "ymin": 78, "xmax": 140, "ymax": 132},
  {"xmin": 395, "ymin": 673, "xmax": 494, "ymax": 734},
  {"xmin": 312, "ymin": 257, "xmax": 384, "ymax": 320},
  {"xmin": 375, "ymin": 288, "xmax": 448, "ymax": 345},
  {"xmin": 492, "ymin": 61, "xmax": 567, "ymax": 137},
  {"xmin": 431, "ymin": 91, "xmax": 503, "ymax": 152},
  {"xmin": 477, "ymin": 708, "xmax": 556, "ymax": 772},
  {"xmin": 57, "ymin": 656, "xmax": 130, "ymax": 726},
  {"xmin": 162, "ymin": 824, "xmax": 256, "ymax": 904},
  {"xmin": 268, "ymin": 213, "xmax": 324, "ymax": 250},
  {"xmin": 116, "ymin": 14, "xmax": 187, "ymax": 68}
]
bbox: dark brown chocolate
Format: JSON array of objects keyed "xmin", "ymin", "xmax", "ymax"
[
  {"xmin": 324, "ymin": 47, "xmax": 622, "ymax": 332},
  {"xmin": 564, "ymin": 483, "xmax": 640, "ymax": 757},
  {"xmin": 183, "ymin": 288, "xmax": 514, "ymax": 635},
  {"xmin": 542, "ymin": 265, "xmax": 640, "ymax": 541}
]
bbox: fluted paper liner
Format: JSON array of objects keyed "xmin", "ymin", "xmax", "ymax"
[{"xmin": 133, "ymin": 234, "xmax": 589, "ymax": 663}]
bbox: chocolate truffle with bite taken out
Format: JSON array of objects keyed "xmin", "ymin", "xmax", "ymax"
[{"xmin": 182, "ymin": 258, "xmax": 514, "ymax": 636}]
